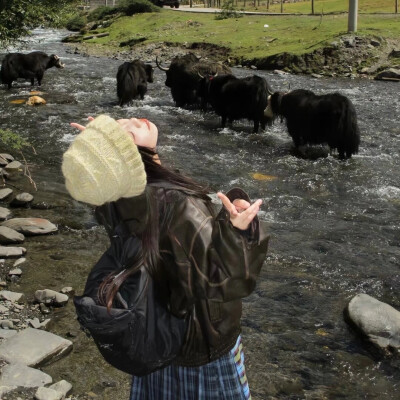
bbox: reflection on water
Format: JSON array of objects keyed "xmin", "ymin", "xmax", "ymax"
[{"xmin": 0, "ymin": 29, "xmax": 399, "ymax": 399}]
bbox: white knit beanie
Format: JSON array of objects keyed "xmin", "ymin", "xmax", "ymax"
[{"xmin": 62, "ymin": 115, "xmax": 147, "ymax": 206}]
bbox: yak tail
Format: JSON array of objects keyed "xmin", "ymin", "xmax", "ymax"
[{"xmin": 338, "ymin": 98, "xmax": 360, "ymax": 157}]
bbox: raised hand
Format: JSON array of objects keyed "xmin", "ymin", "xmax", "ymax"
[{"xmin": 217, "ymin": 192, "xmax": 262, "ymax": 231}]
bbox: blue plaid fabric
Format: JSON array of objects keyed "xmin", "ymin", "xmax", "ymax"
[{"xmin": 130, "ymin": 336, "xmax": 251, "ymax": 400}]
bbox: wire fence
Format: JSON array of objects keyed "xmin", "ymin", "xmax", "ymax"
[{"xmin": 183, "ymin": 0, "xmax": 399, "ymax": 14}]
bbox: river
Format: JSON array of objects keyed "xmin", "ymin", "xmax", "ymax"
[{"xmin": 0, "ymin": 29, "xmax": 399, "ymax": 400}]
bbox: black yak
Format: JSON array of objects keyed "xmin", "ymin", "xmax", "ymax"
[
  {"xmin": 116, "ymin": 60, "xmax": 154, "ymax": 106},
  {"xmin": 197, "ymin": 73, "xmax": 274, "ymax": 133},
  {"xmin": 156, "ymin": 53, "xmax": 231, "ymax": 108},
  {"xmin": 0, "ymin": 51, "xmax": 64, "ymax": 89},
  {"xmin": 265, "ymin": 89, "xmax": 360, "ymax": 158}
]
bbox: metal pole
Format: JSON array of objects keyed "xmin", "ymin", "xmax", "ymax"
[
  {"xmin": 312, "ymin": 0, "xmax": 314, "ymax": 15},
  {"xmin": 348, "ymin": 0, "xmax": 358, "ymax": 32},
  {"xmin": 396, "ymin": 0, "xmax": 398, "ymax": 14}
]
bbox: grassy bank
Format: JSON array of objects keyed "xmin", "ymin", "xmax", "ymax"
[
  {"xmin": 80, "ymin": 10, "xmax": 400, "ymax": 61},
  {"xmin": 228, "ymin": 0, "xmax": 399, "ymax": 14}
]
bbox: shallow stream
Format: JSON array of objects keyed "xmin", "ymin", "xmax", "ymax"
[{"xmin": 0, "ymin": 29, "xmax": 399, "ymax": 399}]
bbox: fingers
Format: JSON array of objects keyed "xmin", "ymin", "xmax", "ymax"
[
  {"xmin": 70, "ymin": 116, "xmax": 94, "ymax": 131},
  {"xmin": 70, "ymin": 122, "xmax": 86, "ymax": 131},
  {"xmin": 217, "ymin": 192, "xmax": 238, "ymax": 217},
  {"xmin": 232, "ymin": 198, "xmax": 250, "ymax": 212}
]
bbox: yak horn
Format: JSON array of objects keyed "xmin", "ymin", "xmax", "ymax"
[
  {"xmin": 156, "ymin": 57, "xmax": 169, "ymax": 72},
  {"xmin": 198, "ymin": 71, "xmax": 205, "ymax": 79}
]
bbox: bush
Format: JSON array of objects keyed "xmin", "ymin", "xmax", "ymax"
[
  {"xmin": 87, "ymin": 6, "xmax": 118, "ymax": 22},
  {"xmin": 66, "ymin": 14, "xmax": 87, "ymax": 31},
  {"xmin": 117, "ymin": 0, "xmax": 160, "ymax": 16}
]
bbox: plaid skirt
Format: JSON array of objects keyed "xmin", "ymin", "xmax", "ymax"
[{"xmin": 130, "ymin": 336, "xmax": 251, "ymax": 400}]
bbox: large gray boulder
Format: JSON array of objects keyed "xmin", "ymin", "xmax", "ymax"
[
  {"xmin": 0, "ymin": 328, "xmax": 73, "ymax": 367},
  {"xmin": 346, "ymin": 293, "xmax": 400, "ymax": 356}
]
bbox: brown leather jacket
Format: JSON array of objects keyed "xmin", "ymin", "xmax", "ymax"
[{"xmin": 99, "ymin": 184, "xmax": 270, "ymax": 367}]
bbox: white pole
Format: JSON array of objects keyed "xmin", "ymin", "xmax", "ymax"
[{"xmin": 348, "ymin": 0, "xmax": 358, "ymax": 32}]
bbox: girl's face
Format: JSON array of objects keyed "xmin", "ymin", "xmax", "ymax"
[{"xmin": 117, "ymin": 118, "xmax": 158, "ymax": 149}]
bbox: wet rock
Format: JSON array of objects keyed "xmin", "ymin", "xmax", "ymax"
[
  {"xmin": 34, "ymin": 289, "xmax": 69, "ymax": 307},
  {"xmin": 346, "ymin": 293, "xmax": 400, "ymax": 356},
  {"xmin": 10, "ymin": 192, "xmax": 34, "ymax": 207},
  {"xmin": 0, "ymin": 290, "xmax": 24, "ymax": 302},
  {"xmin": 0, "ymin": 226, "xmax": 25, "ymax": 244},
  {"xmin": 0, "ymin": 327, "xmax": 73, "ymax": 366},
  {"xmin": 0, "ymin": 206, "xmax": 11, "ymax": 221},
  {"xmin": 0, "ymin": 363, "xmax": 52, "ymax": 389},
  {"xmin": 1, "ymin": 218, "xmax": 58, "ymax": 236},
  {"xmin": 0, "ymin": 188, "xmax": 13, "ymax": 200},
  {"xmin": 0, "ymin": 245, "xmax": 26, "ymax": 257},
  {"xmin": 374, "ymin": 68, "xmax": 400, "ymax": 81}
]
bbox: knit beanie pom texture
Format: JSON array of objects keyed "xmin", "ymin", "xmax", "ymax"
[{"xmin": 62, "ymin": 115, "xmax": 146, "ymax": 206}]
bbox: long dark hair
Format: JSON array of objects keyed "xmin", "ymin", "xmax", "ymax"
[{"xmin": 98, "ymin": 146, "xmax": 213, "ymax": 310}]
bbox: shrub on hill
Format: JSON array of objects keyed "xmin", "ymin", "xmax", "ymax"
[{"xmin": 117, "ymin": 0, "xmax": 160, "ymax": 16}]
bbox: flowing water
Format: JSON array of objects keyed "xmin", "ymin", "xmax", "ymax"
[{"xmin": 0, "ymin": 29, "xmax": 399, "ymax": 399}]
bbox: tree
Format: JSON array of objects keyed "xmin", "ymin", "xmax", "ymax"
[{"xmin": 0, "ymin": 0, "xmax": 77, "ymax": 46}]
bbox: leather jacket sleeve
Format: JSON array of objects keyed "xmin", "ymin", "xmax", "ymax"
[{"xmin": 166, "ymin": 188, "xmax": 269, "ymax": 303}]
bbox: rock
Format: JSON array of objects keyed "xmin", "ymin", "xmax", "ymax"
[
  {"xmin": 0, "ymin": 304, "xmax": 8, "ymax": 313},
  {"xmin": 10, "ymin": 192, "xmax": 34, "ymax": 207},
  {"xmin": 0, "ymin": 290, "xmax": 24, "ymax": 302},
  {"xmin": 0, "ymin": 327, "xmax": 73, "ymax": 367},
  {"xmin": 0, "ymin": 328, "xmax": 17, "ymax": 339},
  {"xmin": 0, "ymin": 320, "xmax": 14, "ymax": 329},
  {"xmin": 60, "ymin": 286, "xmax": 74, "ymax": 295},
  {"xmin": 35, "ymin": 386, "xmax": 64, "ymax": 400},
  {"xmin": 0, "ymin": 188, "xmax": 13, "ymax": 200},
  {"xmin": 0, "ymin": 246, "xmax": 26, "ymax": 257},
  {"xmin": 0, "ymin": 206, "xmax": 11, "ymax": 221},
  {"xmin": 0, "ymin": 363, "xmax": 52, "ymax": 388},
  {"xmin": 389, "ymin": 49, "xmax": 400, "ymax": 58},
  {"xmin": 49, "ymin": 380, "xmax": 73, "ymax": 397},
  {"xmin": 370, "ymin": 39, "xmax": 381, "ymax": 47},
  {"xmin": 346, "ymin": 293, "xmax": 400, "ymax": 356},
  {"xmin": 13, "ymin": 257, "xmax": 27, "ymax": 267},
  {"xmin": 1, "ymin": 218, "xmax": 58, "ymax": 235},
  {"xmin": 0, "ymin": 153, "xmax": 14, "ymax": 162},
  {"xmin": 0, "ymin": 226, "xmax": 25, "ymax": 244},
  {"xmin": 8, "ymin": 268, "xmax": 22, "ymax": 276},
  {"xmin": 4, "ymin": 160, "xmax": 23, "ymax": 170},
  {"xmin": 34, "ymin": 289, "xmax": 69, "ymax": 307},
  {"xmin": 374, "ymin": 68, "xmax": 400, "ymax": 81}
]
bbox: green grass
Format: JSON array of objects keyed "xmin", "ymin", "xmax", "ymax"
[
  {"xmin": 86, "ymin": 10, "xmax": 400, "ymax": 60},
  {"xmin": 192, "ymin": 0, "xmax": 399, "ymax": 14}
]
